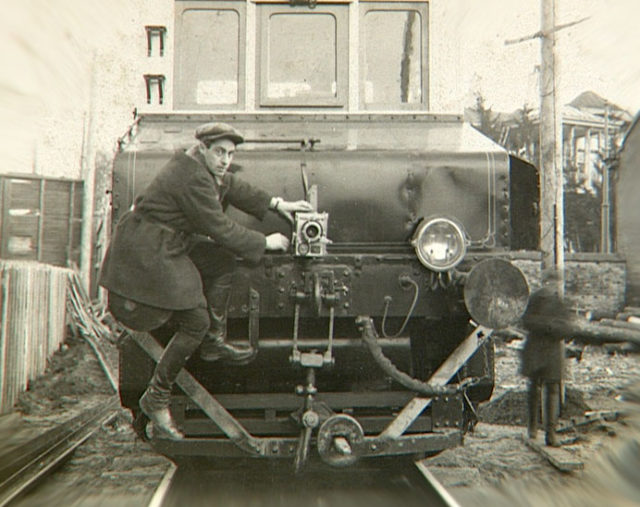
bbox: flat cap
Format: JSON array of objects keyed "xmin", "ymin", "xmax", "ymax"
[{"xmin": 195, "ymin": 122, "xmax": 244, "ymax": 145}]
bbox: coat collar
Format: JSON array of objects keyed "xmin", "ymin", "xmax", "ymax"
[{"xmin": 183, "ymin": 146, "xmax": 230, "ymax": 189}]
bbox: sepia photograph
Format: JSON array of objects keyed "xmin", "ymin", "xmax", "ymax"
[{"xmin": 0, "ymin": 0, "xmax": 639, "ymax": 505}]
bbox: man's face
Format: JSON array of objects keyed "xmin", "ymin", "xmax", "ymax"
[{"xmin": 202, "ymin": 138, "xmax": 236, "ymax": 178}]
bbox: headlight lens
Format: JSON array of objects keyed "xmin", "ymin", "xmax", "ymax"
[{"xmin": 411, "ymin": 217, "xmax": 467, "ymax": 271}]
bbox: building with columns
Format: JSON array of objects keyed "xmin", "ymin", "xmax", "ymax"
[{"xmin": 499, "ymin": 91, "xmax": 631, "ymax": 192}]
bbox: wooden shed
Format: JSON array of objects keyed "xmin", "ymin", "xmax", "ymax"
[
  {"xmin": 0, "ymin": 175, "xmax": 84, "ymax": 267},
  {"xmin": 615, "ymin": 113, "xmax": 640, "ymax": 306}
]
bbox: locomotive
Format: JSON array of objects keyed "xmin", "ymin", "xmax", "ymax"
[{"xmin": 113, "ymin": 0, "xmax": 537, "ymax": 470}]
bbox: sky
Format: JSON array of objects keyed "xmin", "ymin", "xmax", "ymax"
[{"xmin": 450, "ymin": 0, "xmax": 640, "ymax": 113}]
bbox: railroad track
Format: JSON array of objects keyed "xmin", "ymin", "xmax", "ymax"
[
  {"xmin": 148, "ymin": 458, "xmax": 461, "ymax": 507},
  {"xmin": 0, "ymin": 398, "xmax": 120, "ymax": 506}
]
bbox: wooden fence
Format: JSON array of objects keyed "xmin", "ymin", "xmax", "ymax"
[{"xmin": 0, "ymin": 260, "xmax": 69, "ymax": 414}]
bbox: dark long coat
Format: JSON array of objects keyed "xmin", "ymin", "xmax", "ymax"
[
  {"xmin": 520, "ymin": 285, "xmax": 569, "ymax": 382},
  {"xmin": 99, "ymin": 150, "xmax": 271, "ymax": 310}
]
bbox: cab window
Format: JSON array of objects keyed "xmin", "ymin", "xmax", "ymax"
[
  {"xmin": 174, "ymin": 1, "xmax": 246, "ymax": 109},
  {"xmin": 360, "ymin": 3, "xmax": 427, "ymax": 110},
  {"xmin": 258, "ymin": 4, "xmax": 348, "ymax": 107}
]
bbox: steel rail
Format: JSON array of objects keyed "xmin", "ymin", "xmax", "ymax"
[
  {"xmin": 0, "ymin": 398, "xmax": 120, "ymax": 506},
  {"xmin": 147, "ymin": 463, "xmax": 177, "ymax": 507},
  {"xmin": 408, "ymin": 461, "xmax": 462, "ymax": 507},
  {"xmin": 140, "ymin": 458, "xmax": 462, "ymax": 507}
]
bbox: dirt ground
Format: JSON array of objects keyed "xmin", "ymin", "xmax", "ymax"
[
  {"xmin": 4, "ymin": 332, "xmax": 640, "ymax": 506},
  {"xmin": 433, "ymin": 339, "xmax": 640, "ymax": 505}
]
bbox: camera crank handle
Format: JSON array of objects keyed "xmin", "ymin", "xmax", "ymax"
[{"xmin": 300, "ymin": 162, "xmax": 317, "ymax": 211}]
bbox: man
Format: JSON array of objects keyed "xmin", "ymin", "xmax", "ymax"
[
  {"xmin": 520, "ymin": 272, "xmax": 570, "ymax": 447},
  {"xmin": 99, "ymin": 122, "xmax": 312, "ymax": 439}
]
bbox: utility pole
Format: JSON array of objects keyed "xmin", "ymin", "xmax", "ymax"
[
  {"xmin": 504, "ymin": 2, "xmax": 579, "ymax": 290},
  {"xmin": 601, "ymin": 102, "xmax": 611, "ymax": 253},
  {"xmin": 505, "ymin": 3, "xmax": 586, "ymax": 292},
  {"xmin": 539, "ymin": 0, "xmax": 564, "ymax": 292}
]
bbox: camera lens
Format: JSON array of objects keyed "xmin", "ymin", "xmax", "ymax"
[{"xmin": 302, "ymin": 221, "xmax": 321, "ymax": 240}]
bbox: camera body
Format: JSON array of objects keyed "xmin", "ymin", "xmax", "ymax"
[{"xmin": 293, "ymin": 211, "xmax": 330, "ymax": 257}]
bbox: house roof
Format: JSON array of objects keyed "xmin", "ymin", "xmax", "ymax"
[
  {"xmin": 569, "ymin": 91, "xmax": 633, "ymax": 122},
  {"xmin": 495, "ymin": 104, "xmax": 617, "ymax": 129},
  {"xmin": 569, "ymin": 90, "xmax": 613, "ymax": 109},
  {"xmin": 468, "ymin": 103, "xmax": 629, "ymax": 130}
]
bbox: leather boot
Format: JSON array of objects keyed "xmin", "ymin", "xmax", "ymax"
[
  {"xmin": 200, "ymin": 283, "xmax": 253, "ymax": 363},
  {"xmin": 139, "ymin": 331, "xmax": 201, "ymax": 439},
  {"xmin": 200, "ymin": 332, "xmax": 253, "ymax": 363}
]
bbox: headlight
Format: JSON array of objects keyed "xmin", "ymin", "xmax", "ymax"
[{"xmin": 411, "ymin": 217, "xmax": 467, "ymax": 271}]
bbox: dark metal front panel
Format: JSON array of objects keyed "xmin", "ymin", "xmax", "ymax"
[
  {"xmin": 226, "ymin": 150, "xmax": 504, "ymax": 246},
  {"xmin": 112, "ymin": 115, "xmax": 510, "ymax": 248},
  {"xmin": 227, "ymin": 254, "xmax": 449, "ymax": 319},
  {"xmin": 508, "ymin": 155, "xmax": 539, "ymax": 250}
]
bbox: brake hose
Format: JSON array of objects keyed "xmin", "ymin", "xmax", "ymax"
[{"xmin": 357, "ymin": 316, "xmax": 477, "ymax": 397}]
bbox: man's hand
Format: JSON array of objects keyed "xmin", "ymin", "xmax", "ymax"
[
  {"xmin": 265, "ymin": 233, "xmax": 290, "ymax": 251},
  {"xmin": 271, "ymin": 198, "xmax": 313, "ymax": 224}
]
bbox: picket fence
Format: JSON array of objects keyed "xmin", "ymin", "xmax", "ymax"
[{"xmin": 0, "ymin": 260, "xmax": 69, "ymax": 413}]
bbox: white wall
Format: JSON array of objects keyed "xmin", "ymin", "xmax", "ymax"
[{"xmin": 0, "ymin": 0, "xmax": 167, "ymax": 180}]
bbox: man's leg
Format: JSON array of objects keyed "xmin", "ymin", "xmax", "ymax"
[
  {"xmin": 140, "ymin": 306, "xmax": 209, "ymax": 439},
  {"xmin": 544, "ymin": 381, "xmax": 560, "ymax": 447},
  {"xmin": 189, "ymin": 243, "xmax": 252, "ymax": 363},
  {"xmin": 527, "ymin": 377, "xmax": 541, "ymax": 440}
]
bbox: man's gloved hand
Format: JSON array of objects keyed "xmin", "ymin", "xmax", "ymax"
[
  {"xmin": 271, "ymin": 198, "xmax": 313, "ymax": 224},
  {"xmin": 265, "ymin": 232, "xmax": 290, "ymax": 251}
]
